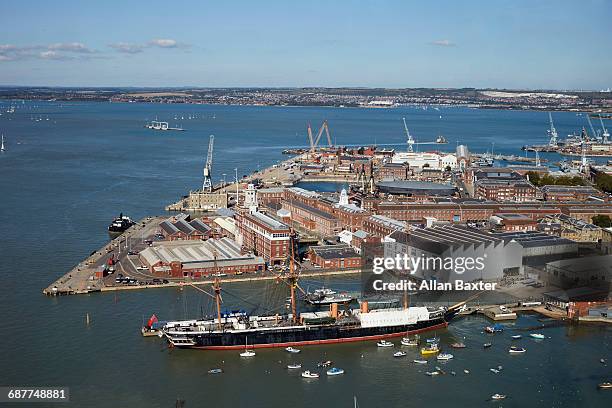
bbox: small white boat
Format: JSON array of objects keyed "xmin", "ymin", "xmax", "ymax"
[
  {"xmin": 426, "ymin": 337, "xmax": 440, "ymax": 344},
  {"xmin": 326, "ymin": 367, "xmax": 345, "ymax": 376},
  {"xmin": 530, "ymin": 333, "xmax": 545, "ymax": 339},
  {"xmin": 509, "ymin": 346, "xmax": 526, "ymax": 354},
  {"xmin": 301, "ymin": 370, "xmax": 319, "ymax": 379},
  {"xmin": 491, "ymin": 394, "xmax": 507, "ymax": 400},
  {"xmin": 401, "ymin": 337, "xmax": 419, "ymax": 346},
  {"xmin": 463, "ymin": 369, "xmax": 470, "ymax": 374},
  {"xmin": 207, "ymin": 368, "xmax": 223, "ymax": 374},
  {"xmin": 490, "ymin": 368, "xmax": 500, "ymax": 374},
  {"xmin": 287, "ymin": 364, "xmax": 302, "ymax": 369},
  {"xmin": 413, "ymin": 359, "xmax": 428, "ymax": 364},
  {"xmin": 425, "ymin": 371, "xmax": 440, "ymax": 376},
  {"xmin": 511, "ymin": 335, "xmax": 522, "ymax": 339},
  {"xmin": 285, "ymin": 346, "xmax": 301, "ymax": 353},
  {"xmin": 377, "ymin": 340, "xmax": 394, "ymax": 348},
  {"xmin": 393, "ymin": 351, "xmax": 407, "ymax": 358},
  {"xmin": 437, "ymin": 353, "xmax": 454, "ymax": 361},
  {"xmin": 317, "ymin": 360, "xmax": 332, "ymax": 368}
]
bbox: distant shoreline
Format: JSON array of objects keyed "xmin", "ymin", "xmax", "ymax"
[{"xmin": 0, "ymin": 86, "xmax": 610, "ymax": 113}]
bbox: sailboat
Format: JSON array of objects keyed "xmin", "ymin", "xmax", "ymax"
[
  {"xmin": 1, "ymin": 134, "xmax": 5, "ymax": 152},
  {"xmin": 160, "ymin": 230, "xmax": 471, "ymax": 350},
  {"xmin": 239, "ymin": 337, "xmax": 256, "ymax": 357}
]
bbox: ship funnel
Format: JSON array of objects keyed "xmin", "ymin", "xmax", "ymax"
[{"xmin": 330, "ymin": 303, "xmax": 339, "ymax": 319}]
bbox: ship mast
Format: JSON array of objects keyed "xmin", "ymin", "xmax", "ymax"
[
  {"xmin": 213, "ymin": 277, "xmax": 222, "ymax": 331},
  {"xmin": 212, "ymin": 248, "xmax": 223, "ymax": 331},
  {"xmin": 288, "ymin": 229, "xmax": 298, "ymax": 324}
]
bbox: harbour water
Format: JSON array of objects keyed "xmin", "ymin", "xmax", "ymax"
[{"xmin": 0, "ymin": 101, "xmax": 610, "ymax": 407}]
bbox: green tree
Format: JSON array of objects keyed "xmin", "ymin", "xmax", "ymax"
[
  {"xmin": 592, "ymin": 215, "xmax": 612, "ymax": 228},
  {"xmin": 595, "ymin": 173, "xmax": 612, "ymax": 194}
]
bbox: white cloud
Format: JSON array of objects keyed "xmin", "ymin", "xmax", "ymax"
[
  {"xmin": 430, "ymin": 40, "xmax": 456, "ymax": 47},
  {"xmin": 39, "ymin": 50, "xmax": 71, "ymax": 60},
  {"xmin": 149, "ymin": 38, "xmax": 178, "ymax": 48},
  {"xmin": 48, "ymin": 42, "xmax": 94, "ymax": 53},
  {"xmin": 109, "ymin": 42, "xmax": 145, "ymax": 54},
  {"xmin": 0, "ymin": 42, "xmax": 96, "ymax": 62},
  {"xmin": 108, "ymin": 38, "xmax": 191, "ymax": 54}
]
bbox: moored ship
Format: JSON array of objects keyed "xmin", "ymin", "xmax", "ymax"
[
  {"xmin": 160, "ymin": 239, "xmax": 468, "ymax": 350},
  {"xmin": 108, "ymin": 213, "xmax": 135, "ymax": 236}
]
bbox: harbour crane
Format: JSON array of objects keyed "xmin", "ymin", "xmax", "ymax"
[
  {"xmin": 307, "ymin": 120, "xmax": 333, "ymax": 154},
  {"xmin": 599, "ymin": 117, "xmax": 610, "ymax": 144},
  {"xmin": 586, "ymin": 114, "xmax": 599, "ymax": 141},
  {"xmin": 202, "ymin": 134, "xmax": 214, "ymax": 192},
  {"xmin": 402, "ymin": 117, "xmax": 440, "ymax": 152},
  {"xmin": 547, "ymin": 112, "xmax": 558, "ymax": 146}
]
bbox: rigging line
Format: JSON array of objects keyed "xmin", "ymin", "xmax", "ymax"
[
  {"xmin": 186, "ymin": 283, "xmax": 216, "ymax": 299},
  {"xmin": 219, "ymin": 287, "xmax": 264, "ymax": 310}
]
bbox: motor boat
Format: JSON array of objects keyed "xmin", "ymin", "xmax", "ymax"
[
  {"xmin": 285, "ymin": 346, "xmax": 301, "ymax": 353},
  {"xmin": 377, "ymin": 340, "xmax": 394, "ymax": 348},
  {"xmin": 413, "ymin": 359, "xmax": 428, "ymax": 364},
  {"xmin": 287, "ymin": 364, "xmax": 302, "ymax": 369},
  {"xmin": 511, "ymin": 335, "xmax": 522, "ymax": 340},
  {"xmin": 301, "ymin": 370, "xmax": 320, "ymax": 379},
  {"xmin": 491, "ymin": 394, "xmax": 507, "ymax": 400},
  {"xmin": 437, "ymin": 353, "xmax": 454, "ymax": 361},
  {"xmin": 420, "ymin": 345, "xmax": 440, "ymax": 356},
  {"xmin": 530, "ymin": 333, "xmax": 545, "ymax": 339},
  {"xmin": 207, "ymin": 368, "xmax": 223, "ymax": 374},
  {"xmin": 317, "ymin": 360, "xmax": 332, "ymax": 368},
  {"xmin": 393, "ymin": 351, "xmax": 407, "ymax": 358},
  {"xmin": 509, "ymin": 346, "xmax": 526, "ymax": 354},
  {"xmin": 483, "ymin": 343, "xmax": 492, "ymax": 348},
  {"xmin": 450, "ymin": 342, "xmax": 466, "ymax": 348},
  {"xmin": 401, "ymin": 337, "xmax": 419, "ymax": 346},
  {"xmin": 326, "ymin": 367, "xmax": 345, "ymax": 376}
]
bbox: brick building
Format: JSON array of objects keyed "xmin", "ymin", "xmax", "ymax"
[
  {"xmin": 541, "ymin": 185, "xmax": 607, "ymax": 202},
  {"xmin": 308, "ymin": 244, "xmax": 362, "ymax": 269},
  {"xmin": 475, "ymin": 179, "xmax": 537, "ymax": 202},
  {"xmin": 235, "ymin": 209, "xmax": 291, "ymax": 264},
  {"xmin": 139, "ymin": 238, "xmax": 265, "ymax": 278},
  {"xmin": 489, "ymin": 213, "xmax": 538, "ymax": 232},
  {"xmin": 282, "ymin": 199, "xmax": 340, "ymax": 236},
  {"xmin": 362, "ymin": 214, "xmax": 408, "ymax": 238},
  {"xmin": 376, "ymin": 162, "xmax": 410, "ymax": 180}
]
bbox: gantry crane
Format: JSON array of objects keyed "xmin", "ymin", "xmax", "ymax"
[{"xmin": 307, "ymin": 120, "xmax": 333, "ymax": 154}]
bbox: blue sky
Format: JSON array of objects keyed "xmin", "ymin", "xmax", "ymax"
[{"xmin": 1, "ymin": 0, "xmax": 611, "ymax": 89}]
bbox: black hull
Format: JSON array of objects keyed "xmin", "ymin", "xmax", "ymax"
[{"xmin": 174, "ymin": 309, "xmax": 459, "ymax": 350}]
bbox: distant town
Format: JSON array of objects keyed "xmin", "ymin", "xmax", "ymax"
[{"xmin": 1, "ymin": 86, "xmax": 611, "ymax": 112}]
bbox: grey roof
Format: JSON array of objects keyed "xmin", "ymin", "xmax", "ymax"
[
  {"xmin": 353, "ymin": 230, "xmax": 369, "ymax": 239},
  {"xmin": 494, "ymin": 231, "xmax": 576, "ymax": 248},
  {"xmin": 311, "ymin": 244, "xmax": 360, "ymax": 260},
  {"xmin": 378, "ymin": 180, "xmax": 455, "ymax": 190},
  {"xmin": 289, "ymin": 200, "xmax": 338, "ymax": 221},
  {"xmin": 250, "ymin": 211, "xmax": 290, "ymax": 231}
]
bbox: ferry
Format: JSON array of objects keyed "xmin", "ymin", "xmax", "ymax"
[{"xmin": 145, "ymin": 120, "xmax": 184, "ymax": 131}]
